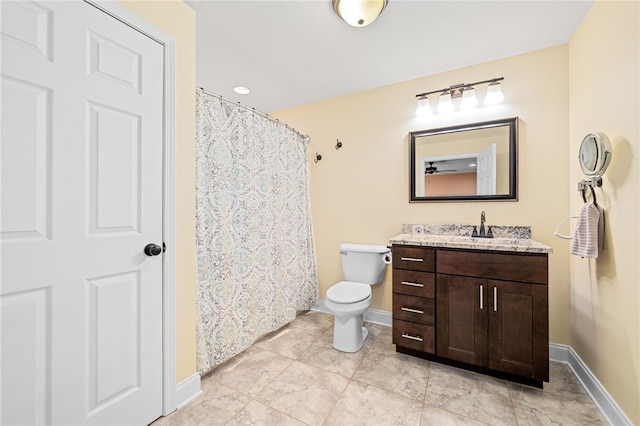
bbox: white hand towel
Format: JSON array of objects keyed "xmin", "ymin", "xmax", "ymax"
[
  {"xmin": 570, "ymin": 203, "xmax": 601, "ymax": 258},
  {"xmin": 596, "ymin": 204, "xmax": 605, "ymax": 251}
]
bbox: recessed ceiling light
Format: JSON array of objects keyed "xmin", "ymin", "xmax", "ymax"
[
  {"xmin": 234, "ymin": 86, "xmax": 250, "ymax": 95},
  {"xmin": 469, "ymin": 163, "xmax": 477, "ymax": 167}
]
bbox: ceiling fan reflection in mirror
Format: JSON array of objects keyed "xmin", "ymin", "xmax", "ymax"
[{"xmin": 425, "ymin": 161, "xmax": 458, "ymax": 175}]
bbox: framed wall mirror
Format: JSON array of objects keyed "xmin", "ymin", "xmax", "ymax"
[{"xmin": 410, "ymin": 117, "xmax": 518, "ymax": 202}]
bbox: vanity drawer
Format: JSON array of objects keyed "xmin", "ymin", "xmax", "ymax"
[
  {"xmin": 393, "ymin": 294, "xmax": 434, "ymax": 325},
  {"xmin": 393, "ymin": 319, "xmax": 434, "ymax": 354},
  {"xmin": 392, "ymin": 270, "xmax": 435, "ymax": 298},
  {"xmin": 392, "ymin": 246, "xmax": 435, "ymax": 272},
  {"xmin": 437, "ymin": 249, "xmax": 548, "ymax": 284}
]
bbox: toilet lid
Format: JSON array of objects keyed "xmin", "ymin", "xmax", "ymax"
[{"xmin": 326, "ymin": 281, "xmax": 371, "ymax": 304}]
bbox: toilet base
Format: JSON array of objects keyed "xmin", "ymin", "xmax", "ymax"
[{"xmin": 332, "ymin": 314, "xmax": 368, "ymax": 353}]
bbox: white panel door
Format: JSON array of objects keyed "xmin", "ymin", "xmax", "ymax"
[
  {"xmin": 1, "ymin": 1, "xmax": 164, "ymax": 424},
  {"xmin": 476, "ymin": 143, "xmax": 497, "ymax": 195}
]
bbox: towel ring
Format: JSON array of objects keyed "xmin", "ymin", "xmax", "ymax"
[
  {"xmin": 581, "ymin": 185, "xmax": 597, "ymax": 204},
  {"xmin": 554, "ymin": 215, "xmax": 578, "ymax": 240}
]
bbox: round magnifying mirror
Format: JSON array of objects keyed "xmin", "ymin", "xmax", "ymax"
[{"xmin": 579, "ymin": 132, "xmax": 612, "ymax": 176}]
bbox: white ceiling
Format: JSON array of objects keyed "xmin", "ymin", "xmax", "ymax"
[{"xmin": 186, "ymin": 0, "xmax": 594, "ymax": 113}]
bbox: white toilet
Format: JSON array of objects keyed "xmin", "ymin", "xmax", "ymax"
[{"xmin": 325, "ymin": 243, "xmax": 391, "ymax": 352}]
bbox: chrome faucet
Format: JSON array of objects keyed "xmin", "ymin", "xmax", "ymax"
[{"xmin": 472, "ymin": 211, "xmax": 493, "ymax": 238}]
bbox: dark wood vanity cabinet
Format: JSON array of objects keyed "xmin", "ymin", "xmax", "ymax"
[{"xmin": 392, "ymin": 245, "xmax": 549, "ymax": 385}]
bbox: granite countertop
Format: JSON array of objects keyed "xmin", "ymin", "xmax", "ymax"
[{"xmin": 390, "ymin": 224, "xmax": 553, "ymax": 254}]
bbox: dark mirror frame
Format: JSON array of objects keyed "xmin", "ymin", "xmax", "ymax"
[{"xmin": 409, "ymin": 117, "xmax": 518, "ymax": 202}]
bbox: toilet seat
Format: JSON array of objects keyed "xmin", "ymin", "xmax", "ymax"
[{"xmin": 326, "ymin": 281, "xmax": 371, "ymax": 304}]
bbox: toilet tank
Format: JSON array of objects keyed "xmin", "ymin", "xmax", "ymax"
[{"xmin": 340, "ymin": 243, "xmax": 391, "ymax": 285}]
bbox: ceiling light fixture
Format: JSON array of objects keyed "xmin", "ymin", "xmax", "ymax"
[
  {"xmin": 233, "ymin": 86, "xmax": 250, "ymax": 95},
  {"xmin": 415, "ymin": 77, "xmax": 504, "ymax": 117},
  {"xmin": 332, "ymin": 0, "xmax": 388, "ymax": 27}
]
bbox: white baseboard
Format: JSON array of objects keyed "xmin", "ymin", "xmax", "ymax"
[
  {"xmin": 313, "ymin": 302, "xmax": 629, "ymax": 425},
  {"xmin": 549, "ymin": 343, "xmax": 631, "ymax": 426},
  {"xmin": 175, "ymin": 373, "xmax": 202, "ymax": 410}
]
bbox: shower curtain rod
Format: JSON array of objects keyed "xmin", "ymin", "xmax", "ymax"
[{"xmin": 198, "ymin": 87, "xmax": 310, "ymax": 143}]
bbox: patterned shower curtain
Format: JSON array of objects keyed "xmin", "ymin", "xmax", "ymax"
[{"xmin": 195, "ymin": 90, "xmax": 319, "ymax": 374}]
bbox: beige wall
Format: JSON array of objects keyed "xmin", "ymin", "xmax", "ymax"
[
  {"xmin": 272, "ymin": 46, "xmax": 572, "ymax": 346},
  {"xmin": 569, "ymin": 0, "xmax": 639, "ymax": 423},
  {"xmin": 116, "ymin": 0, "xmax": 197, "ymax": 384}
]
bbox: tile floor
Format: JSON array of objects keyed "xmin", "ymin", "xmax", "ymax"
[{"xmin": 154, "ymin": 311, "xmax": 608, "ymax": 426}]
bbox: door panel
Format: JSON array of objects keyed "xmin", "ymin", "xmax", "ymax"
[
  {"xmin": 1, "ymin": 288, "xmax": 51, "ymax": 425},
  {"xmin": 87, "ymin": 271, "xmax": 141, "ymax": 414},
  {"xmin": 0, "ymin": 0, "xmax": 53, "ymax": 61},
  {"xmin": 1, "ymin": 76, "xmax": 52, "ymax": 240},
  {"xmin": 87, "ymin": 101, "xmax": 142, "ymax": 234},
  {"xmin": 88, "ymin": 30, "xmax": 142, "ymax": 93},
  {"xmin": 488, "ymin": 280, "xmax": 549, "ymax": 381},
  {"xmin": 436, "ymin": 274, "xmax": 487, "ymax": 366},
  {"xmin": 1, "ymin": 1, "xmax": 164, "ymax": 424}
]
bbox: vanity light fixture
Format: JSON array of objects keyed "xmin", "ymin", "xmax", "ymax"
[
  {"xmin": 437, "ymin": 90, "xmax": 454, "ymax": 113},
  {"xmin": 415, "ymin": 77, "xmax": 504, "ymax": 116},
  {"xmin": 484, "ymin": 80, "xmax": 504, "ymax": 105},
  {"xmin": 416, "ymin": 96, "xmax": 431, "ymax": 117},
  {"xmin": 460, "ymin": 86, "xmax": 478, "ymax": 109},
  {"xmin": 332, "ymin": 0, "xmax": 388, "ymax": 27}
]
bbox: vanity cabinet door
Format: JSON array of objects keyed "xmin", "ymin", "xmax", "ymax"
[
  {"xmin": 488, "ymin": 280, "xmax": 549, "ymax": 381},
  {"xmin": 436, "ymin": 274, "xmax": 488, "ymax": 367}
]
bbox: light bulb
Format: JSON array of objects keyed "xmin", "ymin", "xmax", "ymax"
[
  {"xmin": 437, "ymin": 91, "xmax": 454, "ymax": 113},
  {"xmin": 460, "ymin": 87, "xmax": 478, "ymax": 109},
  {"xmin": 484, "ymin": 81, "xmax": 504, "ymax": 105},
  {"xmin": 416, "ymin": 96, "xmax": 431, "ymax": 117}
]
